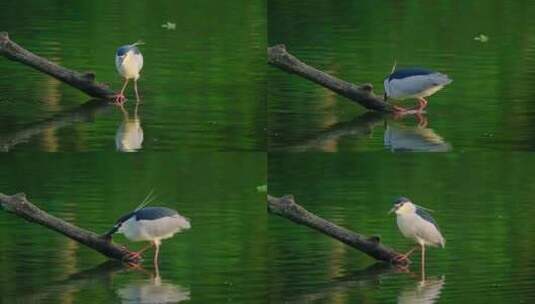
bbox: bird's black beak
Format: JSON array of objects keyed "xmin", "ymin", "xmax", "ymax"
[
  {"xmin": 101, "ymin": 225, "xmax": 119, "ymax": 240},
  {"xmin": 388, "ymin": 204, "xmax": 400, "ymax": 214}
]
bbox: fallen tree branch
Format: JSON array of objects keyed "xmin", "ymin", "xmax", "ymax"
[
  {"xmin": 0, "ymin": 32, "xmax": 116, "ymax": 100},
  {"xmin": 0, "ymin": 193, "xmax": 138, "ymax": 263},
  {"xmin": 267, "ymin": 195, "xmax": 406, "ymax": 265},
  {"xmin": 267, "ymin": 44, "xmax": 393, "ymax": 113}
]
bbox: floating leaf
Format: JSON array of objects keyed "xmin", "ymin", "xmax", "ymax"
[
  {"xmin": 256, "ymin": 184, "xmax": 267, "ymax": 193},
  {"xmin": 474, "ymin": 34, "xmax": 489, "ymax": 42},
  {"xmin": 161, "ymin": 22, "xmax": 176, "ymax": 30}
]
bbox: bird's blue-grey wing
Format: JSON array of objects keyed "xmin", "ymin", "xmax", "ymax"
[
  {"xmin": 415, "ymin": 207, "xmax": 438, "ymax": 227},
  {"xmin": 388, "ymin": 68, "xmax": 434, "ymax": 80},
  {"xmin": 116, "ymin": 45, "xmax": 130, "ymax": 57},
  {"xmin": 415, "ymin": 207, "xmax": 445, "ymax": 247},
  {"xmin": 135, "ymin": 207, "xmax": 178, "ymax": 221}
]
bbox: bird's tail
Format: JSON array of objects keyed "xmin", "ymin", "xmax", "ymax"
[
  {"xmin": 175, "ymin": 214, "xmax": 192, "ymax": 231},
  {"xmin": 432, "ymin": 73, "xmax": 453, "ymax": 86}
]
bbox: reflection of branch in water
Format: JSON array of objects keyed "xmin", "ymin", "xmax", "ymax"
[
  {"xmin": 11, "ymin": 261, "xmax": 191, "ymax": 304},
  {"xmin": 398, "ymin": 276, "xmax": 445, "ymax": 304},
  {"xmin": 281, "ymin": 263, "xmax": 401, "ymax": 304},
  {"xmin": 278, "ymin": 111, "xmax": 451, "ymax": 152},
  {"xmin": 278, "ymin": 111, "xmax": 386, "ymax": 152},
  {"xmin": 277, "ymin": 263, "xmax": 444, "ymax": 304},
  {"xmin": 0, "ymin": 99, "xmax": 112, "ymax": 151},
  {"xmin": 116, "ymin": 102, "xmax": 144, "ymax": 152},
  {"xmin": 384, "ymin": 119, "xmax": 451, "ymax": 152},
  {"xmin": 10, "ymin": 261, "xmax": 124, "ymax": 303}
]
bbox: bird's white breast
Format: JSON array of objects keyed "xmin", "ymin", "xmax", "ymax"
[
  {"xmin": 397, "ymin": 213, "xmax": 421, "ymax": 242},
  {"xmin": 116, "ymin": 51, "xmax": 144, "ymax": 80}
]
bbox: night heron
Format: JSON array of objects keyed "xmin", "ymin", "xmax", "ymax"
[
  {"xmin": 104, "ymin": 196, "xmax": 190, "ymax": 266},
  {"xmin": 115, "ymin": 41, "xmax": 144, "ymax": 103},
  {"xmin": 389, "ymin": 197, "xmax": 445, "ymax": 268},
  {"xmin": 384, "ymin": 67, "xmax": 452, "ymax": 112}
]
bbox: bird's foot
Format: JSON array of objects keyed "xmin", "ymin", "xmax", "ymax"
[
  {"xmin": 122, "ymin": 251, "xmax": 143, "ymax": 265},
  {"xmin": 126, "ymin": 251, "xmax": 142, "ymax": 259},
  {"xmin": 393, "ymin": 105, "xmax": 408, "ymax": 113},
  {"xmin": 393, "ymin": 105, "xmax": 411, "ymax": 119},
  {"xmin": 113, "ymin": 93, "xmax": 126, "ymax": 104},
  {"xmin": 124, "ymin": 260, "xmax": 144, "ymax": 268},
  {"xmin": 393, "ymin": 254, "xmax": 412, "ymax": 264}
]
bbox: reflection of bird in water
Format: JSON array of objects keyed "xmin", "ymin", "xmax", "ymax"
[
  {"xmin": 116, "ymin": 103, "xmax": 143, "ymax": 152},
  {"xmin": 389, "ymin": 197, "xmax": 445, "ymax": 269},
  {"xmin": 115, "ymin": 41, "xmax": 144, "ymax": 103},
  {"xmin": 397, "ymin": 276, "xmax": 445, "ymax": 304},
  {"xmin": 384, "ymin": 65, "xmax": 452, "ymax": 113},
  {"xmin": 117, "ymin": 265, "xmax": 190, "ymax": 303},
  {"xmin": 384, "ymin": 119, "xmax": 451, "ymax": 152},
  {"xmin": 104, "ymin": 192, "xmax": 191, "ymax": 266}
]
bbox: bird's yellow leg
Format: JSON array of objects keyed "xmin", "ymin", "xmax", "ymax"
[
  {"xmin": 120, "ymin": 79, "xmax": 129, "ymax": 95},
  {"xmin": 421, "ymin": 244, "xmax": 425, "ymax": 272},
  {"xmin": 115, "ymin": 79, "xmax": 129, "ymax": 103},
  {"xmin": 153, "ymin": 242, "xmax": 160, "ymax": 268},
  {"xmin": 134, "ymin": 80, "xmax": 140, "ymax": 101}
]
